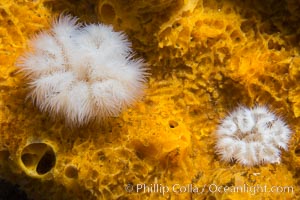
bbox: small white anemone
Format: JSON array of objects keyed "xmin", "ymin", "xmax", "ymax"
[{"xmin": 215, "ymin": 105, "xmax": 292, "ymax": 166}]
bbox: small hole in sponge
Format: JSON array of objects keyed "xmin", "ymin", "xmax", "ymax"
[
  {"xmin": 21, "ymin": 143, "xmax": 56, "ymax": 176},
  {"xmin": 64, "ymin": 165, "xmax": 78, "ymax": 179},
  {"xmin": 36, "ymin": 150, "xmax": 56, "ymax": 175},
  {"xmin": 100, "ymin": 3, "xmax": 116, "ymax": 24},
  {"xmin": 169, "ymin": 120, "xmax": 179, "ymax": 128},
  {"xmin": 295, "ymin": 147, "xmax": 300, "ymax": 156},
  {"xmin": 207, "ymin": 196, "xmax": 217, "ymax": 200},
  {"xmin": 21, "ymin": 153, "xmax": 37, "ymax": 168}
]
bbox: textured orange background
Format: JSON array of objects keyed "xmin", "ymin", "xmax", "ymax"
[{"xmin": 0, "ymin": 0, "xmax": 300, "ymax": 199}]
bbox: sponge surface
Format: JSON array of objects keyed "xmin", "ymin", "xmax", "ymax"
[{"xmin": 0, "ymin": 0, "xmax": 300, "ymax": 199}]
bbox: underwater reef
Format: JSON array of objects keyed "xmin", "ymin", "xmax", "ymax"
[{"xmin": 1, "ymin": 0, "xmax": 300, "ymax": 199}]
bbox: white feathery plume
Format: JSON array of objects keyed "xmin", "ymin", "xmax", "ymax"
[
  {"xmin": 215, "ymin": 105, "xmax": 292, "ymax": 166},
  {"xmin": 17, "ymin": 15, "xmax": 148, "ymax": 126}
]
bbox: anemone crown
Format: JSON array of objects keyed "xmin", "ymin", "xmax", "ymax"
[
  {"xmin": 18, "ymin": 15, "xmax": 148, "ymax": 126},
  {"xmin": 215, "ymin": 106, "xmax": 291, "ymax": 166}
]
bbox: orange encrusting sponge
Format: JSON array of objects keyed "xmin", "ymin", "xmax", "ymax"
[{"xmin": 0, "ymin": 0, "xmax": 299, "ymax": 199}]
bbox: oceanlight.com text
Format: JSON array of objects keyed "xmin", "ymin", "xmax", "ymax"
[{"xmin": 125, "ymin": 183, "xmax": 294, "ymax": 196}]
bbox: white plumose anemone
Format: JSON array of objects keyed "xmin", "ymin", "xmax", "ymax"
[
  {"xmin": 18, "ymin": 15, "xmax": 148, "ymax": 126},
  {"xmin": 215, "ymin": 106, "xmax": 291, "ymax": 166}
]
